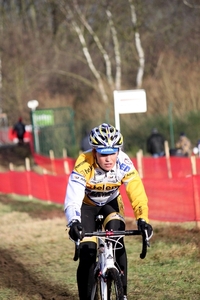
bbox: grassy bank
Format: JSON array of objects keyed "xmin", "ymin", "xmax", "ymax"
[{"xmin": 0, "ymin": 194, "xmax": 200, "ymax": 300}]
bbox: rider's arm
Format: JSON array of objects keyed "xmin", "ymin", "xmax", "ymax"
[
  {"xmin": 64, "ymin": 152, "xmax": 94, "ymax": 225},
  {"xmin": 64, "ymin": 170, "xmax": 86, "ymax": 224},
  {"xmin": 122, "ymin": 169, "xmax": 149, "ymax": 223}
]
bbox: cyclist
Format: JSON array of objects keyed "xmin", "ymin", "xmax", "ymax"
[{"xmin": 64, "ymin": 123, "xmax": 153, "ymax": 300}]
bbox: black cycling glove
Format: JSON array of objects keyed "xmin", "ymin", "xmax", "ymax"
[
  {"xmin": 137, "ymin": 218, "xmax": 153, "ymax": 239},
  {"xmin": 68, "ymin": 220, "xmax": 85, "ymax": 242}
]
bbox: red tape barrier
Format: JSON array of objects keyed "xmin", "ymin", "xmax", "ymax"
[
  {"xmin": 31, "ymin": 154, "xmax": 200, "ymax": 178},
  {"xmin": 120, "ymin": 176, "xmax": 200, "ymax": 222},
  {"xmin": 0, "ymin": 170, "xmax": 200, "ymax": 222},
  {"xmin": 33, "ymin": 153, "xmax": 75, "ymax": 175},
  {"xmin": 0, "ymin": 171, "xmax": 69, "ymax": 203},
  {"xmin": 1, "ymin": 129, "xmax": 200, "ymax": 222}
]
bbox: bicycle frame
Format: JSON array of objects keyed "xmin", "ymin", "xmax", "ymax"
[
  {"xmin": 97, "ymin": 238, "xmax": 118, "ymax": 275},
  {"xmin": 73, "ymin": 215, "xmax": 150, "ymax": 299},
  {"xmin": 94, "ymin": 234, "xmax": 123, "ymax": 298}
]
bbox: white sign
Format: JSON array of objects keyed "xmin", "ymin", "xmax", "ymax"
[
  {"xmin": 27, "ymin": 100, "xmax": 39, "ymax": 111},
  {"xmin": 114, "ymin": 89, "xmax": 147, "ymax": 130}
]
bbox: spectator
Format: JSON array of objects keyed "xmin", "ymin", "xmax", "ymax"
[
  {"xmin": 80, "ymin": 130, "xmax": 91, "ymax": 152},
  {"xmin": 175, "ymin": 132, "xmax": 192, "ymax": 157},
  {"xmin": 193, "ymin": 139, "xmax": 200, "ymax": 156},
  {"xmin": 146, "ymin": 128, "xmax": 165, "ymax": 157},
  {"xmin": 12, "ymin": 117, "xmax": 26, "ymax": 144},
  {"xmin": 196, "ymin": 139, "xmax": 200, "ymax": 156}
]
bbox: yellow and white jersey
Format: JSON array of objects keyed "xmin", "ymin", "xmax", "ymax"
[{"xmin": 64, "ymin": 150, "xmax": 148, "ymax": 224}]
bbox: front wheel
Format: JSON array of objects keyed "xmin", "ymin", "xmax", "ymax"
[
  {"xmin": 91, "ymin": 267, "xmax": 124, "ymax": 300},
  {"xmin": 91, "ymin": 277, "xmax": 101, "ymax": 300},
  {"xmin": 106, "ymin": 268, "xmax": 124, "ymax": 300}
]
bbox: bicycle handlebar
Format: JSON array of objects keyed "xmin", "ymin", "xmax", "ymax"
[
  {"xmin": 73, "ymin": 229, "xmax": 149, "ymax": 261},
  {"xmin": 140, "ymin": 230, "xmax": 148, "ymax": 259},
  {"xmin": 84, "ymin": 229, "xmax": 141, "ymax": 237},
  {"xmin": 73, "ymin": 243, "xmax": 80, "ymax": 261}
]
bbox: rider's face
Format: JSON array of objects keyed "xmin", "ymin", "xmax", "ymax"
[{"xmin": 95, "ymin": 151, "xmax": 118, "ymax": 171}]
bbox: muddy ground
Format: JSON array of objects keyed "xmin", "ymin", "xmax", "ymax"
[
  {"xmin": 1, "ymin": 193, "xmax": 200, "ymax": 300},
  {"xmin": 0, "ymin": 144, "xmax": 71, "ymax": 299}
]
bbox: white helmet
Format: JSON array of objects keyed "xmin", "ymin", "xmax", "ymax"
[{"xmin": 89, "ymin": 123, "xmax": 123, "ymax": 154}]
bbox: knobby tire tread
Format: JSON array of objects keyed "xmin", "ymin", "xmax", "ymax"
[
  {"xmin": 91, "ymin": 267, "xmax": 124, "ymax": 300},
  {"xmin": 107, "ymin": 267, "xmax": 124, "ymax": 300},
  {"xmin": 91, "ymin": 278, "xmax": 101, "ymax": 300}
]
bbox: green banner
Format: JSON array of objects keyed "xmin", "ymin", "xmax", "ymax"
[{"xmin": 33, "ymin": 110, "xmax": 54, "ymax": 127}]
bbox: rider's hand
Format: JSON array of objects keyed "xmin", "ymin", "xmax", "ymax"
[
  {"xmin": 68, "ymin": 220, "xmax": 85, "ymax": 242},
  {"xmin": 137, "ymin": 218, "xmax": 153, "ymax": 239}
]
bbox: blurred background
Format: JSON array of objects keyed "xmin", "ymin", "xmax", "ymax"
[{"xmin": 0, "ymin": 0, "xmax": 199, "ymax": 157}]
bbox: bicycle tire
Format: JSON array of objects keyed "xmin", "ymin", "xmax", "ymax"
[
  {"xmin": 107, "ymin": 268, "xmax": 124, "ymax": 300},
  {"xmin": 91, "ymin": 277, "xmax": 101, "ymax": 300},
  {"xmin": 91, "ymin": 268, "xmax": 124, "ymax": 300},
  {"xmin": 91, "ymin": 264, "xmax": 102, "ymax": 300}
]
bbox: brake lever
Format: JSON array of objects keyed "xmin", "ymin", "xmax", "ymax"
[
  {"xmin": 145, "ymin": 229, "xmax": 150, "ymax": 247},
  {"xmin": 73, "ymin": 239, "xmax": 80, "ymax": 261}
]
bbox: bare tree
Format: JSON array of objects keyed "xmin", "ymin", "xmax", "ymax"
[
  {"xmin": 62, "ymin": 0, "xmax": 145, "ymax": 92},
  {"xmin": 183, "ymin": 0, "xmax": 200, "ymax": 9},
  {"xmin": 58, "ymin": 0, "xmax": 123, "ymax": 102},
  {"xmin": 73, "ymin": 0, "xmax": 123, "ymax": 91},
  {"xmin": 59, "ymin": 1, "xmax": 109, "ymax": 103},
  {"xmin": 105, "ymin": 6, "xmax": 121, "ymax": 90},
  {"xmin": 1, "ymin": 0, "xmax": 200, "ymax": 128},
  {"xmin": 72, "ymin": 0, "xmax": 114, "ymax": 89},
  {"xmin": 128, "ymin": 0, "xmax": 145, "ymax": 88}
]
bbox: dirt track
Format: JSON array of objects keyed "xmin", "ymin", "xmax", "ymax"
[
  {"xmin": 0, "ymin": 249, "xmax": 74, "ymax": 300},
  {"xmin": 0, "ymin": 194, "xmax": 74, "ymax": 300},
  {"xmin": 0, "ymin": 141, "xmax": 69, "ymax": 299},
  {"xmin": 0, "ymin": 194, "xmax": 135, "ymax": 300},
  {"xmin": 1, "ymin": 145, "xmax": 200, "ymax": 299},
  {"xmin": 1, "ymin": 193, "xmax": 200, "ymax": 300}
]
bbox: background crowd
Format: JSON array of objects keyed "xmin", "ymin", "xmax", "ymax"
[{"xmin": 146, "ymin": 128, "xmax": 200, "ymax": 158}]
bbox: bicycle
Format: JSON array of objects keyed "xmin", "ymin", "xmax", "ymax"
[{"xmin": 73, "ymin": 215, "xmax": 150, "ymax": 300}]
